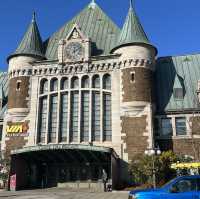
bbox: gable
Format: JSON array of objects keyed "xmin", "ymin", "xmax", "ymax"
[{"xmin": 44, "ymin": 3, "xmax": 120, "ymax": 60}]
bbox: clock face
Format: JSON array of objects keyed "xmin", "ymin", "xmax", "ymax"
[{"xmin": 65, "ymin": 42, "xmax": 84, "ymax": 61}]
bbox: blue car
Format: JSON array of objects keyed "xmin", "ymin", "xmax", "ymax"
[{"xmin": 129, "ymin": 175, "xmax": 200, "ymax": 199}]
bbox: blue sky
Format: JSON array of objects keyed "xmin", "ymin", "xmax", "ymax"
[{"xmin": 0, "ymin": 0, "xmax": 200, "ymax": 71}]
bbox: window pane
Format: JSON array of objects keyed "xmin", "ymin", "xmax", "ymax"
[
  {"xmin": 92, "ymin": 75, "xmax": 100, "ymax": 88},
  {"xmin": 38, "ymin": 97, "xmax": 47, "ymax": 143},
  {"xmin": 61, "ymin": 78, "xmax": 68, "ymax": 90},
  {"xmin": 173, "ymin": 88, "xmax": 184, "ymax": 100},
  {"xmin": 161, "ymin": 118, "xmax": 172, "ymax": 136},
  {"xmin": 49, "ymin": 95, "xmax": 58, "ymax": 142},
  {"xmin": 176, "ymin": 117, "xmax": 186, "ymax": 136},
  {"xmin": 103, "ymin": 93, "xmax": 112, "ymax": 141},
  {"xmin": 103, "ymin": 74, "xmax": 111, "ymax": 90},
  {"xmin": 81, "ymin": 91, "xmax": 90, "ymax": 142},
  {"xmin": 82, "ymin": 76, "xmax": 90, "ymax": 88},
  {"xmin": 70, "ymin": 91, "xmax": 79, "ymax": 142},
  {"xmin": 60, "ymin": 93, "xmax": 68, "ymax": 142},
  {"xmin": 51, "ymin": 79, "xmax": 58, "ymax": 91},
  {"xmin": 40, "ymin": 79, "xmax": 48, "ymax": 94},
  {"xmin": 92, "ymin": 92, "xmax": 100, "ymax": 141},
  {"xmin": 71, "ymin": 77, "xmax": 79, "ymax": 89},
  {"xmin": 0, "ymin": 125, "xmax": 3, "ymax": 141}
]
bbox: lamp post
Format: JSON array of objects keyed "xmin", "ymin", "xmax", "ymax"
[{"xmin": 145, "ymin": 148, "xmax": 161, "ymax": 188}]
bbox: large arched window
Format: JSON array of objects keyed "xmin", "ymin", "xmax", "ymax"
[
  {"xmin": 51, "ymin": 78, "xmax": 58, "ymax": 91},
  {"xmin": 61, "ymin": 78, "xmax": 69, "ymax": 90},
  {"xmin": 82, "ymin": 76, "xmax": 90, "ymax": 88},
  {"xmin": 92, "ymin": 75, "xmax": 100, "ymax": 88},
  {"xmin": 40, "ymin": 79, "xmax": 48, "ymax": 94},
  {"xmin": 37, "ymin": 73, "xmax": 112, "ymax": 144},
  {"xmin": 103, "ymin": 74, "xmax": 111, "ymax": 90},
  {"xmin": 71, "ymin": 76, "xmax": 79, "ymax": 89}
]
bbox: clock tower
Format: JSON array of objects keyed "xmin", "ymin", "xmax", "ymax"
[{"xmin": 58, "ymin": 24, "xmax": 91, "ymax": 64}]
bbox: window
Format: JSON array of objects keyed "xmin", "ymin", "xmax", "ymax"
[
  {"xmin": 92, "ymin": 92, "xmax": 100, "ymax": 141},
  {"xmin": 176, "ymin": 117, "xmax": 186, "ymax": 136},
  {"xmin": 173, "ymin": 88, "xmax": 184, "ymax": 100},
  {"xmin": 103, "ymin": 93, "xmax": 112, "ymax": 141},
  {"xmin": 70, "ymin": 91, "xmax": 79, "ymax": 142},
  {"xmin": 71, "ymin": 77, "xmax": 79, "ymax": 89},
  {"xmin": 51, "ymin": 78, "xmax": 58, "ymax": 92},
  {"xmin": 38, "ymin": 97, "xmax": 48, "ymax": 143},
  {"xmin": 130, "ymin": 72, "xmax": 135, "ymax": 83},
  {"xmin": 40, "ymin": 79, "xmax": 48, "ymax": 94},
  {"xmin": 0, "ymin": 125, "xmax": 2, "ymax": 141},
  {"xmin": 103, "ymin": 74, "xmax": 111, "ymax": 90},
  {"xmin": 49, "ymin": 95, "xmax": 58, "ymax": 143},
  {"xmin": 60, "ymin": 93, "xmax": 68, "ymax": 142},
  {"xmin": 161, "ymin": 118, "xmax": 173, "ymax": 136},
  {"xmin": 92, "ymin": 75, "xmax": 100, "ymax": 88},
  {"xmin": 171, "ymin": 179, "xmax": 197, "ymax": 193},
  {"xmin": 82, "ymin": 76, "xmax": 90, "ymax": 88},
  {"xmin": 61, "ymin": 78, "xmax": 68, "ymax": 90},
  {"xmin": 81, "ymin": 91, "xmax": 90, "ymax": 142},
  {"xmin": 16, "ymin": 81, "xmax": 21, "ymax": 91}
]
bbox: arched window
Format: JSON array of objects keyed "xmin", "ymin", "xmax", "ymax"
[
  {"xmin": 71, "ymin": 77, "xmax": 79, "ymax": 89},
  {"xmin": 103, "ymin": 74, "xmax": 111, "ymax": 90},
  {"xmin": 92, "ymin": 75, "xmax": 100, "ymax": 88},
  {"xmin": 61, "ymin": 78, "xmax": 69, "ymax": 90},
  {"xmin": 82, "ymin": 76, "xmax": 90, "ymax": 88},
  {"xmin": 51, "ymin": 78, "xmax": 58, "ymax": 91},
  {"xmin": 40, "ymin": 79, "xmax": 48, "ymax": 94}
]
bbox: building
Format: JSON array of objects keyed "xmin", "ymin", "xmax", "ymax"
[{"xmin": 1, "ymin": 0, "xmax": 200, "ymax": 190}]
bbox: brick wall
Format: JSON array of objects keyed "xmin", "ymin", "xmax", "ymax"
[
  {"xmin": 157, "ymin": 139, "xmax": 200, "ymax": 160},
  {"xmin": 121, "ymin": 67, "xmax": 154, "ymax": 103},
  {"xmin": 5, "ymin": 137, "xmax": 27, "ymax": 157},
  {"xmin": 190, "ymin": 116, "xmax": 200, "ymax": 135},
  {"xmin": 121, "ymin": 115, "xmax": 148, "ymax": 161},
  {"xmin": 8, "ymin": 77, "xmax": 30, "ymax": 109}
]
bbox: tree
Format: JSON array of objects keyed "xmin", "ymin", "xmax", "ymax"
[{"xmin": 129, "ymin": 151, "xmax": 178, "ymax": 187}]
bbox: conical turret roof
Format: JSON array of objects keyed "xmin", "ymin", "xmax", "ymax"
[
  {"xmin": 8, "ymin": 13, "xmax": 45, "ymax": 62},
  {"xmin": 111, "ymin": 0, "xmax": 157, "ymax": 53}
]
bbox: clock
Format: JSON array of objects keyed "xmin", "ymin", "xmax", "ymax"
[{"xmin": 65, "ymin": 42, "xmax": 84, "ymax": 62}]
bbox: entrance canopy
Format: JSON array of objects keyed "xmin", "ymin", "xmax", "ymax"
[{"xmin": 11, "ymin": 144, "xmax": 118, "ymax": 164}]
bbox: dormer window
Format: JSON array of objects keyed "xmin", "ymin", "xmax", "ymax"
[{"xmin": 173, "ymin": 88, "xmax": 184, "ymax": 100}]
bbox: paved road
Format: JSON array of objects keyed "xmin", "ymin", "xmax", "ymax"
[{"xmin": 0, "ymin": 189, "xmax": 129, "ymax": 199}]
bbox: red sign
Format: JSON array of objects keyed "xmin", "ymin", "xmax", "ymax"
[{"xmin": 10, "ymin": 174, "xmax": 16, "ymax": 191}]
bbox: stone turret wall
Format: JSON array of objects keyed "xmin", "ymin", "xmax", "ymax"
[
  {"xmin": 8, "ymin": 76, "xmax": 30, "ymax": 110},
  {"xmin": 121, "ymin": 67, "xmax": 154, "ymax": 103}
]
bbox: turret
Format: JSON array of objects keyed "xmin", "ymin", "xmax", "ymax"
[
  {"xmin": 111, "ymin": 1, "xmax": 158, "ymax": 160},
  {"xmin": 7, "ymin": 13, "xmax": 45, "ymax": 117}
]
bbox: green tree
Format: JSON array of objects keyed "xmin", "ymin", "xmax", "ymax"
[{"xmin": 129, "ymin": 151, "xmax": 178, "ymax": 187}]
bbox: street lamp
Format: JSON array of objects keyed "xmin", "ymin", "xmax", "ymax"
[{"xmin": 145, "ymin": 148, "xmax": 161, "ymax": 188}]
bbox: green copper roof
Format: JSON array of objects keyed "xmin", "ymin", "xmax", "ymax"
[
  {"xmin": 44, "ymin": 1, "xmax": 120, "ymax": 59},
  {"xmin": 111, "ymin": 1, "xmax": 155, "ymax": 53},
  {"xmin": 8, "ymin": 13, "xmax": 44, "ymax": 61},
  {"xmin": 155, "ymin": 54, "xmax": 200, "ymax": 113}
]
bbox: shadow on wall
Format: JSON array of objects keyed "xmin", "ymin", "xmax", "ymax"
[{"xmin": 155, "ymin": 57, "xmax": 177, "ymax": 113}]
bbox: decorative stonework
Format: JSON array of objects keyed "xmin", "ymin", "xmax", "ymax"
[{"xmin": 8, "ymin": 58, "xmax": 153, "ymax": 79}]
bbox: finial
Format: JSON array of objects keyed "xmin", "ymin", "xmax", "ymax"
[
  {"xmin": 89, "ymin": 0, "xmax": 96, "ymax": 9},
  {"xmin": 32, "ymin": 11, "xmax": 36, "ymax": 23},
  {"xmin": 130, "ymin": 0, "xmax": 133, "ymax": 10}
]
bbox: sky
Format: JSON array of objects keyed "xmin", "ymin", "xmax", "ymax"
[{"xmin": 0, "ymin": 0, "xmax": 200, "ymax": 71}]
